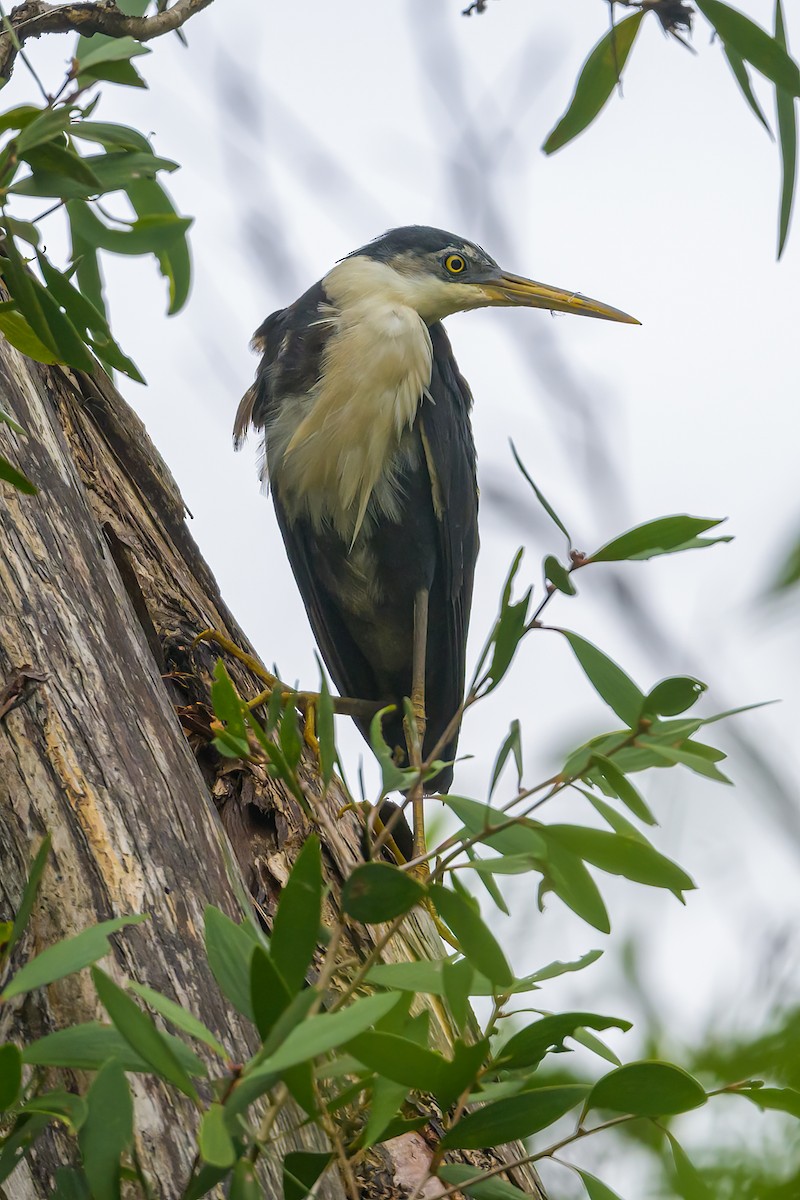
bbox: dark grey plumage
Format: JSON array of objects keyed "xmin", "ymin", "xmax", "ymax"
[{"xmin": 235, "ymin": 226, "xmax": 637, "ymax": 799}]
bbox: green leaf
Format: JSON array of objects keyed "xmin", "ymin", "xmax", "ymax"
[
  {"xmin": 363, "ymin": 1074, "xmax": 409, "ymax": 1148},
  {"xmin": 723, "ymin": 43, "xmax": 773, "ymax": 134},
  {"xmin": 775, "ymin": 0, "xmax": 797, "ymax": 257},
  {"xmin": 441, "ymin": 1084, "xmax": 588, "ymax": 1148},
  {"xmin": 643, "ymin": 676, "xmax": 707, "ymax": 717},
  {"xmin": 572, "ymin": 1025, "xmax": 622, "ymax": 1067},
  {"xmin": 464, "ymin": 854, "xmax": 540, "ymax": 876},
  {"xmin": 369, "ymin": 705, "xmax": 416, "ymax": 794},
  {"xmin": 588, "ymin": 515, "xmax": 726, "ymax": 562},
  {"xmin": 229, "ymin": 1158, "xmax": 263, "ymax": 1200},
  {"xmin": 22, "ymin": 1021, "xmax": 205, "ymax": 1075},
  {"xmin": 543, "ymin": 11, "xmax": 647, "ymax": 154},
  {"xmin": 279, "ymin": 701, "xmax": 303, "ymax": 774},
  {"xmin": 0, "ymin": 449, "xmax": 38, "ymax": 492},
  {"xmin": 429, "ymin": 884, "xmax": 513, "ymax": 986},
  {"xmin": 126, "ymin": 178, "xmax": 192, "ymax": 313},
  {"xmin": 77, "ymin": 1061, "xmax": 133, "ymax": 1200},
  {"xmin": 35, "ymin": 249, "xmax": 143, "ymax": 381},
  {"xmin": 576, "ymin": 1169, "xmax": 627, "ymax": 1200},
  {"xmin": 0, "ymin": 301, "xmax": 61, "ymax": 364},
  {"xmin": 1, "ymin": 914, "xmax": 147, "ymax": 1000},
  {"xmin": 739, "ymin": 1084, "xmax": 800, "ymax": 1118},
  {"xmin": 529, "ymin": 948, "xmax": 603, "ymax": 982},
  {"xmin": 15, "ymin": 107, "xmax": 72, "ymax": 154},
  {"xmin": 127, "ymin": 982, "xmax": 228, "ymax": 1059},
  {"xmin": 583, "ymin": 792, "xmax": 648, "ymax": 844},
  {"xmin": 81, "ymin": 151, "xmax": 178, "ymax": 193},
  {"xmin": 438, "ymin": 1164, "xmax": 529, "ymax": 1200},
  {"xmin": 19, "ymin": 1090, "xmax": 87, "ymax": 1131},
  {"xmin": 644, "ymin": 741, "xmax": 732, "ymax": 784},
  {"xmin": 478, "ymin": 550, "xmax": 531, "ymax": 694},
  {"xmin": 283, "ymin": 1151, "xmax": 333, "ymax": 1200},
  {"xmin": 91, "ymin": 967, "xmax": 199, "ymax": 1101},
  {"xmin": 538, "ymin": 836, "xmax": 611, "ymax": 933},
  {"xmin": 51, "ymin": 1167, "xmax": 91, "ymax": 1200},
  {"xmin": 199, "ymin": 1104, "xmax": 235, "ymax": 1169},
  {"xmin": 0, "ymin": 1043, "xmax": 22, "ymax": 1109},
  {"xmin": 79, "ymin": 58, "xmax": 148, "ymax": 89},
  {"xmin": 22, "ymin": 143, "xmax": 101, "ymax": 189},
  {"xmin": 271, "ymin": 835, "xmax": 323, "ymax": 991},
  {"xmin": 8, "ymin": 832, "xmax": 51, "ymax": 954},
  {"xmin": 209, "ymin": 660, "xmax": 248, "ymax": 752},
  {"xmin": 204, "ymin": 905, "xmax": 256, "ymax": 1021},
  {"xmin": 250, "ymin": 946, "xmax": 292, "ymax": 1041},
  {"xmin": 346, "ymin": 1030, "xmax": 445, "ymax": 1095},
  {"xmin": 561, "ymin": 631, "xmax": 643, "ymax": 725},
  {"xmin": 509, "ymin": 441, "xmax": 572, "ymax": 545},
  {"xmin": 183, "ymin": 1163, "xmax": 231, "ymax": 1200},
  {"xmin": 589, "ymin": 755, "xmax": 656, "ymax": 825},
  {"xmin": 65, "ymin": 199, "xmax": 192, "ymax": 256},
  {"xmin": 77, "ymin": 36, "xmax": 150, "ymax": 72},
  {"xmin": 443, "ymin": 794, "xmax": 546, "ymax": 858},
  {"xmin": 245, "ymin": 992, "xmax": 403, "ymax": 1081},
  {"xmin": 0, "ymin": 402, "xmax": 24, "ymax": 433},
  {"xmin": 71, "ymin": 121, "xmax": 153, "ymax": 153},
  {"xmin": 665, "ymin": 1131, "xmax": 714, "ymax": 1200},
  {"xmin": 316, "ymin": 666, "xmax": 336, "ymax": 788},
  {"xmin": 442, "ymin": 958, "xmax": 474, "ymax": 1031},
  {"xmin": 587, "ymin": 1060, "xmax": 706, "ymax": 1116},
  {"xmin": 696, "ymin": 0, "xmax": 800, "ymax": 95},
  {"xmin": 0, "ymin": 1113, "xmax": 49, "ymax": 1183},
  {"xmin": 342, "ymin": 862, "xmax": 426, "ymax": 923},
  {"xmin": 544, "ymin": 554, "xmax": 576, "ymax": 596},
  {"xmin": 489, "ymin": 720, "xmax": 523, "ymax": 798},
  {"xmin": 499, "ymin": 1012, "xmax": 631, "ymax": 1071},
  {"xmin": 541, "ymin": 825, "xmax": 695, "ymax": 895}
]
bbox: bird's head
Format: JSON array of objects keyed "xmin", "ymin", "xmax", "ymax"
[{"xmin": 326, "ymin": 225, "xmax": 639, "ymax": 326}]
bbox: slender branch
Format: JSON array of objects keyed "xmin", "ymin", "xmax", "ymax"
[{"xmin": 0, "ymin": 0, "xmax": 215, "ymax": 82}]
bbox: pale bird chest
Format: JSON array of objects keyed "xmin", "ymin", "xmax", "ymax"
[{"xmin": 267, "ymin": 301, "xmax": 433, "ymax": 540}]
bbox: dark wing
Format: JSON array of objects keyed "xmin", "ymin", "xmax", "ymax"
[
  {"xmin": 270, "ymin": 497, "xmax": 386, "ymax": 717},
  {"xmin": 235, "ymin": 283, "xmax": 385, "ymax": 714},
  {"xmin": 418, "ymin": 321, "xmax": 479, "ymax": 787}
]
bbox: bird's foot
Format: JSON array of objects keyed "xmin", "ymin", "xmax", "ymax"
[{"xmin": 193, "ymin": 628, "xmax": 279, "ymax": 690}]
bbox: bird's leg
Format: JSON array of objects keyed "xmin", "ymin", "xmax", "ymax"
[
  {"xmin": 193, "ymin": 628, "xmax": 380, "ymax": 752},
  {"xmin": 404, "ymin": 588, "xmax": 429, "ymax": 864},
  {"xmin": 194, "ymin": 628, "xmax": 280, "ymax": 691}
]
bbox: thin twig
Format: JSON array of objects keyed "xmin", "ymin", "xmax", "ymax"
[{"xmin": 0, "ymin": 0, "xmax": 215, "ymax": 83}]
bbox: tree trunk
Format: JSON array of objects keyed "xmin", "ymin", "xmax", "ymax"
[{"xmin": 0, "ymin": 341, "xmax": 546, "ymax": 1199}]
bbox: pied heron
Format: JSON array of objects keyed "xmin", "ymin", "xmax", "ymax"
[{"xmin": 234, "ymin": 226, "xmax": 637, "ymax": 858}]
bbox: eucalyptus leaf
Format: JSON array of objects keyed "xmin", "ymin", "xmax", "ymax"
[
  {"xmin": 77, "ymin": 1061, "xmax": 133, "ymax": 1200},
  {"xmin": 1, "ymin": 914, "xmax": 147, "ymax": 1000},
  {"xmin": 543, "ymin": 11, "xmax": 647, "ymax": 154},
  {"xmin": 204, "ymin": 905, "xmax": 256, "ymax": 1021},
  {"xmin": 696, "ymin": 0, "xmax": 800, "ymax": 94},
  {"xmin": 429, "ymin": 884, "xmax": 513, "ymax": 986},
  {"xmin": 342, "ymin": 861, "xmax": 426, "ymax": 923},
  {"xmin": 92, "ymin": 967, "xmax": 199, "ymax": 1101},
  {"xmin": 440, "ymin": 1084, "xmax": 588, "ymax": 1148},
  {"xmin": 561, "ymin": 631, "xmax": 643, "ymax": 726},
  {"xmin": 775, "ymin": 0, "xmax": 797, "ymax": 258},
  {"xmin": 199, "ymin": 1104, "xmax": 235, "ymax": 1169},
  {"xmin": 271, "ymin": 835, "xmax": 323, "ymax": 991},
  {"xmin": 588, "ymin": 1060, "xmax": 706, "ymax": 1116}
]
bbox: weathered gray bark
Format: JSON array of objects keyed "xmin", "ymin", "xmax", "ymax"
[{"xmin": 0, "ymin": 341, "xmax": 546, "ymax": 1198}]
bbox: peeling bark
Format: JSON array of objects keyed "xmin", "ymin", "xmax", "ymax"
[{"xmin": 0, "ymin": 342, "xmax": 546, "ymax": 1198}]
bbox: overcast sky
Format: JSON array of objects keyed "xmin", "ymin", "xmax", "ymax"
[{"xmin": 19, "ymin": 1, "xmax": 800, "ymax": 1189}]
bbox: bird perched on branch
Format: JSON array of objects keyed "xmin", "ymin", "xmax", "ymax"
[{"xmin": 235, "ymin": 226, "xmax": 637, "ymax": 858}]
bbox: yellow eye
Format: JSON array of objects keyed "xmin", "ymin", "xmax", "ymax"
[{"xmin": 445, "ymin": 254, "xmax": 466, "ymax": 274}]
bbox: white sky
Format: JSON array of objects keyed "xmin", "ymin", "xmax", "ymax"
[{"xmin": 17, "ymin": 1, "xmax": 800, "ymax": 1190}]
